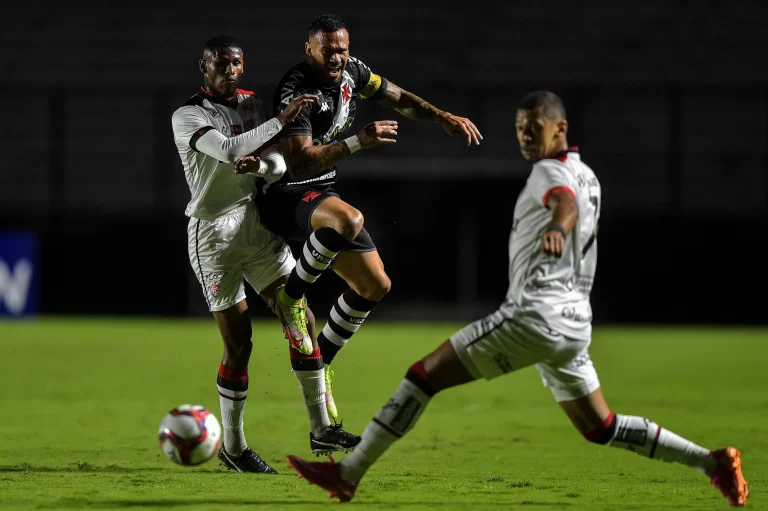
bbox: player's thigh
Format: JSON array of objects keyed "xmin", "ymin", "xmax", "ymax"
[
  {"xmin": 449, "ymin": 309, "xmax": 555, "ymax": 381},
  {"xmin": 256, "ymin": 185, "xmax": 339, "ymax": 242},
  {"xmin": 240, "ymin": 210, "xmax": 296, "ymax": 297},
  {"xmin": 187, "ymin": 216, "xmax": 247, "ymax": 312},
  {"xmin": 535, "ymin": 342, "xmax": 601, "ymax": 404},
  {"xmin": 332, "ymin": 248, "xmax": 389, "ymax": 295},
  {"xmin": 310, "ymin": 196, "xmax": 363, "ymax": 238}
]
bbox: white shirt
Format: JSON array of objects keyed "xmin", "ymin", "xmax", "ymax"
[
  {"xmin": 172, "ymin": 88, "xmax": 285, "ymax": 219},
  {"xmin": 506, "ymin": 149, "xmax": 601, "ymax": 340}
]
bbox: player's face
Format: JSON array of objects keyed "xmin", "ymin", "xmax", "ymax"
[
  {"xmin": 200, "ymin": 46, "xmax": 243, "ymax": 97},
  {"xmin": 515, "ymin": 107, "xmax": 566, "ymax": 162},
  {"xmin": 306, "ymin": 29, "xmax": 349, "ymax": 85}
]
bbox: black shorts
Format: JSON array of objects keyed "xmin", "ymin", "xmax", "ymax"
[{"xmin": 256, "ymin": 184, "xmax": 376, "ymax": 253}]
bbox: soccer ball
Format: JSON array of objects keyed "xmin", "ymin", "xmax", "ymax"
[{"xmin": 158, "ymin": 404, "xmax": 222, "ymax": 466}]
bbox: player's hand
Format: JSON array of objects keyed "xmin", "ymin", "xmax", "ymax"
[
  {"xmin": 357, "ymin": 121, "xmax": 398, "ymax": 149},
  {"xmin": 541, "ymin": 229, "xmax": 565, "ymax": 257},
  {"xmin": 440, "ymin": 113, "xmax": 482, "ymax": 146},
  {"xmin": 233, "ymin": 155, "xmax": 262, "ymax": 175},
  {"xmin": 277, "ymin": 94, "xmax": 318, "ymax": 126}
]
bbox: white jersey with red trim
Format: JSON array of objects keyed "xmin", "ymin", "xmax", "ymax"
[
  {"xmin": 505, "ymin": 149, "xmax": 601, "ymax": 340},
  {"xmin": 172, "ymin": 88, "xmax": 281, "ymax": 220}
]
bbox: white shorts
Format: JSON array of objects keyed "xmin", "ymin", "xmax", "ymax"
[
  {"xmin": 187, "ymin": 204, "xmax": 295, "ymax": 312},
  {"xmin": 450, "ymin": 306, "xmax": 600, "ymax": 402}
]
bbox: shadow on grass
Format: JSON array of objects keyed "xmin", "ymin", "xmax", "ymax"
[
  {"xmin": 43, "ymin": 498, "xmax": 576, "ymax": 508},
  {"xmin": 0, "ymin": 462, "xmax": 223, "ymax": 474}
]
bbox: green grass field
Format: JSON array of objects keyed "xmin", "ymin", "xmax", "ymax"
[{"xmin": 0, "ymin": 319, "xmax": 765, "ymax": 510}]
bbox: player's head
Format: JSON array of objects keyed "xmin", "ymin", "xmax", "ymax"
[
  {"xmin": 515, "ymin": 90, "xmax": 569, "ymax": 162},
  {"xmin": 199, "ymin": 35, "xmax": 243, "ymax": 97},
  {"xmin": 306, "ymin": 14, "xmax": 349, "ymax": 86}
]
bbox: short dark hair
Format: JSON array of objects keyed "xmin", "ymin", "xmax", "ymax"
[
  {"xmin": 204, "ymin": 35, "xmax": 241, "ymax": 54},
  {"xmin": 519, "ymin": 90, "xmax": 566, "ymax": 120},
  {"xmin": 309, "ymin": 14, "xmax": 347, "ymax": 37}
]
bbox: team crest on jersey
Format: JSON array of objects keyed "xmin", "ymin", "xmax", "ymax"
[
  {"xmin": 203, "ymin": 107, "xmax": 221, "ymax": 118},
  {"xmin": 341, "ymin": 82, "xmax": 352, "ymax": 103}
]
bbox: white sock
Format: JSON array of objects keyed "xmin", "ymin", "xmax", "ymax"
[
  {"xmin": 341, "ymin": 375, "xmax": 432, "ymax": 484},
  {"xmin": 294, "ymin": 369, "xmax": 331, "ymax": 436},
  {"xmin": 217, "ymin": 363, "xmax": 249, "ymax": 457},
  {"xmin": 610, "ymin": 414, "xmax": 715, "ymax": 476},
  {"xmin": 219, "ymin": 396, "xmax": 247, "ymax": 456}
]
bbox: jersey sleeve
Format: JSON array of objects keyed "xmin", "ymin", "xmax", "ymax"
[
  {"xmin": 527, "ymin": 160, "xmax": 576, "ymax": 207},
  {"xmin": 172, "ymin": 106, "xmax": 215, "ymax": 151},
  {"xmin": 279, "ymin": 100, "xmax": 313, "ymax": 138},
  {"xmin": 348, "ymin": 56, "xmax": 388, "ymax": 100}
]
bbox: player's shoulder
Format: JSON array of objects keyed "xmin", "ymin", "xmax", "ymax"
[
  {"xmin": 533, "ymin": 148, "xmax": 582, "ymax": 173},
  {"xmin": 347, "ymin": 55, "xmax": 370, "ymax": 69},
  {"xmin": 276, "ymin": 61, "xmax": 312, "ymax": 90}
]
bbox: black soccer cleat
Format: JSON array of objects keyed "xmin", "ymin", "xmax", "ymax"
[
  {"xmin": 218, "ymin": 446, "xmax": 278, "ymax": 474},
  {"xmin": 310, "ymin": 422, "xmax": 361, "ymax": 456}
]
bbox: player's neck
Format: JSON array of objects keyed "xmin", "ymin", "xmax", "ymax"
[
  {"xmin": 200, "ymin": 85, "xmax": 233, "ymax": 100},
  {"xmin": 543, "ymin": 141, "xmax": 570, "ymax": 160}
]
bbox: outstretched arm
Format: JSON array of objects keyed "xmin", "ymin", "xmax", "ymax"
[
  {"xmin": 376, "ymin": 81, "xmax": 483, "ymax": 146},
  {"xmin": 279, "ymin": 121, "xmax": 400, "ymax": 181},
  {"xmin": 541, "ymin": 190, "xmax": 579, "ymax": 257}
]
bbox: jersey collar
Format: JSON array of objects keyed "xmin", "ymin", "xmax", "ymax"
[{"xmin": 199, "ymin": 86, "xmax": 237, "ymax": 107}]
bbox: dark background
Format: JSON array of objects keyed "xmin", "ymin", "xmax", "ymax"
[{"xmin": 1, "ymin": 2, "xmax": 767, "ymax": 323}]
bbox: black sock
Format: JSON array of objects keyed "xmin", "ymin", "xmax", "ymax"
[
  {"xmin": 317, "ymin": 289, "xmax": 377, "ymax": 365},
  {"xmin": 284, "ymin": 228, "xmax": 347, "ymax": 300}
]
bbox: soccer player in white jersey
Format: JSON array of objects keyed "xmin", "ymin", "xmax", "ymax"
[
  {"xmin": 171, "ymin": 36, "xmax": 361, "ymax": 473},
  {"xmin": 285, "ymin": 91, "xmax": 749, "ymax": 506}
]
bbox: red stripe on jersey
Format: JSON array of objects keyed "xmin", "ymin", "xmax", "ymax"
[
  {"xmin": 235, "ymin": 88, "xmax": 255, "ymax": 96},
  {"xmin": 553, "ymin": 146, "xmax": 580, "ymax": 162},
  {"xmin": 542, "ymin": 186, "xmax": 576, "ymax": 206}
]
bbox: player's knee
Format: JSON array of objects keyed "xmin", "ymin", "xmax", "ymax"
[
  {"xmin": 335, "ymin": 208, "xmax": 364, "ymax": 240},
  {"xmin": 581, "ymin": 410, "xmax": 617, "ymax": 445},
  {"xmin": 405, "ymin": 360, "xmax": 438, "ymax": 396}
]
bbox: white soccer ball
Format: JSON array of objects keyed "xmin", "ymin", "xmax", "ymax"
[{"xmin": 158, "ymin": 404, "xmax": 222, "ymax": 466}]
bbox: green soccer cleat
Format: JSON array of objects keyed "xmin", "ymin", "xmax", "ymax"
[
  {"xmin": 324, "ymin": 365, "xmax": 340, "ymax": 424},
  {"xmin": 275, "ymin": 286, "xmax": 312, "ymax": 355}
]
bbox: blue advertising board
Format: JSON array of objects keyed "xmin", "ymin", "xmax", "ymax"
[{"xmin": 0, "ymin": 232, "xmax": 38, "ymax": 317}]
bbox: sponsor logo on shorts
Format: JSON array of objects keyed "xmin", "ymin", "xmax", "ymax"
[
  {"xmin": 561, "ymin": 306, "xmax": 592, "ymax": 323},
  {"xmin": 204, "ymin": 271, "xmax": 226, "ymax": 298},
  {"xmin": 301, "ymin": 191, "xmax": 321, "ymax": 203}
]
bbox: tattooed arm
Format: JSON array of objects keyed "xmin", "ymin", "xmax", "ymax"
[
  {"xmin": 279, "ymin": 121, "xmax": 399, "ymax": 181},
  {"xmin": 376, "ymin": 81, "xmax": 483, "ymax": 146},
  {"xmin": 279, "ymin": 135, "xmax": 350, "ymax": 181}
]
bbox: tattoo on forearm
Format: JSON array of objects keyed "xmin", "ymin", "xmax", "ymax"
[
  {"xmin": 382, "ymin": 82, "xmax": 444, "ymax": 122},
  {"xmin": 289, "ymin": 142, "xmax": 349, "ymax": 180}
]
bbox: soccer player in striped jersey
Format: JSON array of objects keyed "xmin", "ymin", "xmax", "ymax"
[
  {"xmin": 285, "ymin": 91, "xmax": 749, "ymax": 507},
  {"xmin": 172, "ymin": 35, "xmax": 360, "ymax": 473},
  {"xmin": 255, "ymin": 14, "xmax": 483, "ymax": 424}
]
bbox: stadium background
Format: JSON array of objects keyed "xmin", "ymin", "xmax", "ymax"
[{"xmin": 1, "ymin": 1, "xmax": 767, "ymax": 324}]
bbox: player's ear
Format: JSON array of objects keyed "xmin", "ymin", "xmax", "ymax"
[
  {"xmin": 557, "ymin": 119, "xmax": 569, "ymax": 137},
  {"xmin": 305, "ymin": 42, "xmax": 311, "ymax": 59},
  {"xmin": 198, "ymin": 59, "xmax": 206, "ymax": 74}
]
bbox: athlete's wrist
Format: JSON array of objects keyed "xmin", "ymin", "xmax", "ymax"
[
  {"xmin": 547, "ymin": 225, "xmax": 566, "ymax": 237},
  {"xmin": 343, "ymin": 135, "xmax": 362, "ymax": 154}
]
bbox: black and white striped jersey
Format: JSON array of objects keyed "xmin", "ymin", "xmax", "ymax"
[{"xmin": 272, "ymin": 57, "xmax": 388, "ymax": 188}]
